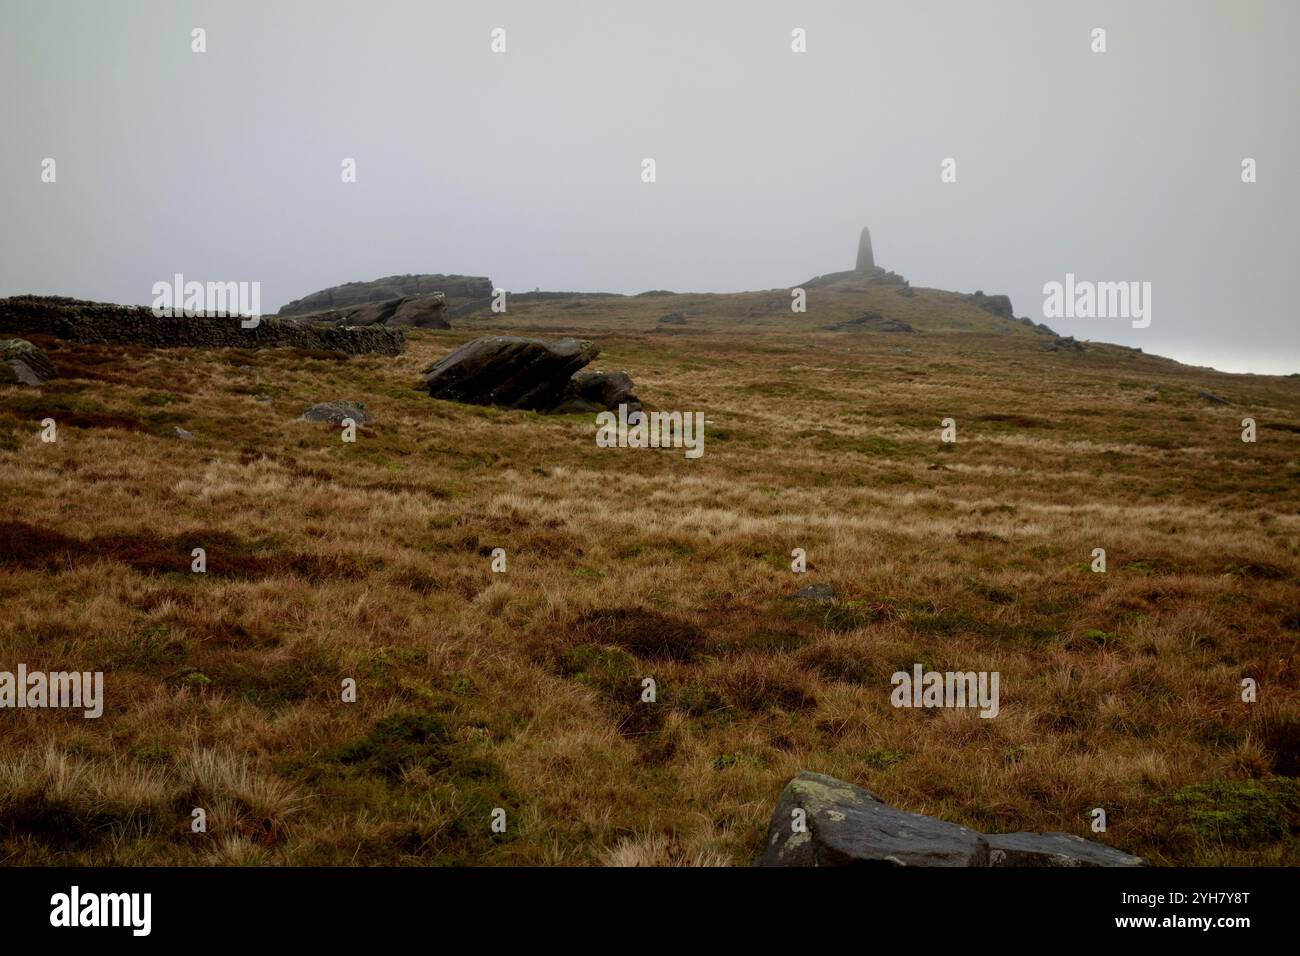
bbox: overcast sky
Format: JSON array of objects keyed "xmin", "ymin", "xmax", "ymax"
[{"xmin": 2, "ymin": 0, "xmax": 1296, "ymax": 373}]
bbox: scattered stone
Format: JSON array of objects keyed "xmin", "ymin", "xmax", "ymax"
[
  {"xmin": 757, "ymin": 772, "xmax": 989, "ymax": 867},
  {"xmin": 794, "ymin": 583, "xmax": 837, "ymax": 601},
  {"xmin": 552, "ymin": 370, "xmax": 642, "ymax": 414},
  {"xmin": 0, "ymin": 339, "xmax": 57, "ymax": 385},
  {"xmin": 1198, "ymin": 389, "xmax": 1230, "ymax": 405},
  {"xmin": 252, "ymin": 394, "xmax": 272, "ymax": 403},
  {"xmin": 658, "ymin": 312, "xmax": 687, "ymax": 325},
  {"xmin": 0, "ymin": 296, "xmax": 404, "ymax": 356},
  {"xmin": 300, "ymin": 401, "xmax": 372, "ymax": 425},
  {"xmin": 425, "ymin": 336, "xmax": 633, "ymax": 413},
  {"xmin": 824, "ymin": 312, "xmax": 915, "ymax": 333},
  {"xmin": 987, "ymin": 832, "xmax": 1148, "ymax": 867},
  {"xmin": 877, "ymin": 318, "xmax": 915, "ymax": 333},
  {"xmin": 172, "ymin": 426, "xmax": 194, "ymax": 440},
  {"xmin": 1045, "ymin": 335, "xmax": 1086, "ymax": 353}
]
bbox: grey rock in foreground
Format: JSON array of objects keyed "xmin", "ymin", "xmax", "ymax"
[
  {"xmin": 426, "ymin": 336, "xmax": 633, "ymax": 413},
  {"xmin": 757, "ymin": 772, "xmax": 989, "ymax": 867},
  {"xmin": 300, "ymin": 401, "xmax": 372, "ymax": 425},
  {"xmin": 987, "ymin": 832, "xmax": 1148, "ymax": 867},
  {"xmin": 757, "ymin": 772, "xmax": 1147, "ymax": 867},
  {"xmin": 0, "ymin": 339, "xmax": 57, "ymax": 385}
]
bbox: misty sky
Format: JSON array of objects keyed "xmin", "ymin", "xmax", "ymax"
[{"xmin": 2, "ymin": 0, "xmax": 1297, "ymax": 373}]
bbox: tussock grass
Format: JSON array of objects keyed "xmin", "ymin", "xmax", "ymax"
[{"xmin": 1, "ymin": 289, "xmax": 1298, "ymax": 865}]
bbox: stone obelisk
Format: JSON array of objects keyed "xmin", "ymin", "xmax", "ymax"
[{"xmin": 855, "ymin": 226, "xmax": 876, "ymax": 272}]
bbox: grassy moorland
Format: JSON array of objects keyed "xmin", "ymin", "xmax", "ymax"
[{"xmin": 1, "ymin": 284, "xmax": 1298, "ymax": 866}]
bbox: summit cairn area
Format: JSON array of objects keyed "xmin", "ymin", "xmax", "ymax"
[{"xmin": 802, "ymin": 225, "xmax": 911, "ymax": 292}]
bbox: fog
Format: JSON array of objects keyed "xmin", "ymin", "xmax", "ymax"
[{"xmin": 2, "ymin": 0, "xmax": 1296, "ymax": 373}]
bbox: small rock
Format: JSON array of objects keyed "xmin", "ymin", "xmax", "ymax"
[
  {"xmin": 658, "ymin": 312, "xmax": 687, "ymax": 325},
  {"xmin": 987, "ymin": 832, "xmax": 1148, "ymax": 867},
  {"xmin": 0, "ymin": 339, "xmax": 57, "ymax": 385},
  {"xmin": 794, "ymin": 583, "xmax": 837, "ymax": 601},
  {"xmin": 756, "ymin": 772, "xmax": 989, "ymax": 867},
  {"xmin": 1198, "ymin": 389, "xmax": 1230, "ymax": 405},
  {"xmin": 1045, "ymin": 335, "xmax": 1086, "ymax": 353},
  {"xmin": 300, "ymin": 401, "xmax": 372, "ymax": 425},
  {"xmin": 172, "ymin": 426, "xmax": 194, "ymax": 440},
  {"xmin": 552, "ymin": 370, "xmax": 642, "ymax": 415}
]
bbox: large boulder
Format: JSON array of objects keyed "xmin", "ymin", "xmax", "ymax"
[
  {"xmin": 424, "ymin": 336, "xmax": 605, "ymax": 412},
  {"xmin": 756, "ymin": 772, "xmax": 1149, "ymax": 867},
  {"xmin": 987, "ymin": 832, "xmax": 1148, "ymax": 867},
  {"xmin": 756, "ymin": 772, "xmax": 989, "ymax": 867},
  {"xmin": 0, "ymin": 339, "xmax": 57, "ymax": 385}
]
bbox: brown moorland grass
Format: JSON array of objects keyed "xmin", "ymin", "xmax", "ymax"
[{"xmin": 0, "ymin": 286, "xmax": 1297, "ymax": 866}]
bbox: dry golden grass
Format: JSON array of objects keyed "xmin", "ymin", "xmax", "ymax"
[{"xmin": 1, "ymin": 285, "xmax": 1298, "ymax": 865}]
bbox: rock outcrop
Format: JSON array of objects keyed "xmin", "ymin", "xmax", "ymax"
[
  {"xmin": 278, "ymin": 274, "xmax": 492, "ymax": 315},
  {"xmin": 425, "ymin": 336, "xmax": 639, "ymax": 413},
  {"xmin": 970, "ymin": 290, "xmax": 1014, "ymax": 319},
  {"xmin": 0, "ymin": 296, "xmax": 404, "ymax": 356},
  {"xmin": 0, "ymin": 339, "xmax": 57, "ymax": 385},
  {"xmin": 290, "ymin": 293, "xmax": 449, "ymax": 330},
  {"xmin": 756, "ymin": 772, "xmax": 1147, "ymax": 867}
]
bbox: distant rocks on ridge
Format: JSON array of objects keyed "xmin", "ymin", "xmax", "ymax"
[
  {"xmin": 289, "ymin": 293, "xmax": 450, "ymax": 330},
  {"xmin": 969, "ymin": 290, "xmax": 1015, "ymax": 319},
  {"xmin": 0, "ymin": 296, "xmax": 404, "ymax": 356},
  {"xmin": 278, "ymin": 274, "xmax": 492, "ymax": 316},
  {"xmin": 424, "ymin": 336, "xmax": 640, "ymax": 414},
  {"xmin": 823, "ymin": 312, "xmax": 916, "ymax": 333}
]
